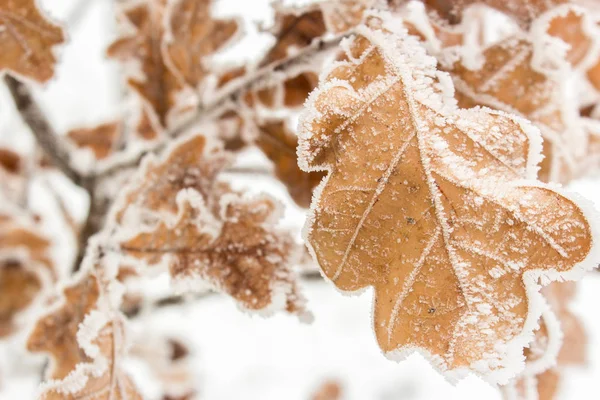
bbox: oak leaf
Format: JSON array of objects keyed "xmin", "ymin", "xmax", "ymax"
[
  {"xmin": 298, "ymin": 20, "xmax": 596, "ymax": 381},
  {"xmin": 110, "ymin": 133, "xmax": 308, "ymax": 317},
  {"xmin": 27, "ymin": 270, "xmax": 142, "ymax": 399},
  {"xmin": 0, "ymin": 0, "xmax": 65, "ymax": 82}
]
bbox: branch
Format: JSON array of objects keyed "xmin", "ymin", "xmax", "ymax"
[
  {"xmin": 4, "ymin": 75, "xmax": 84, "ymax": 186},
  {"xmin": 96, "ymin": 33, "xmax": 349, "ymax": 179}
]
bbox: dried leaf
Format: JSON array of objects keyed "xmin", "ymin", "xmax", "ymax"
[
  {"xmin": 120, "ymin": 187, "xmax": 306, "ymax": 316},
  {"xmin": 0, "ymin": 0, "xmax": 65, "ymax": 82},
  {"xmin": 257, "ymin": 120, "xmax": 325, "ymax": 208},
  {"xmin": 67, "ymin": 122, "xmax": 121, "ymax": 160},
  {"xmin": 163, "ymin": 0, "xmax": 240, "ymax": 90},
  {"xmin": 298, "ymin": 19, "xmax": 595, "ymax": 381},
  {"xmin": 27, "ymin": 270, "xmax": 142, "ymax": 399},
  {"xmin": 110, "ymin": 133, "xmax": 308, "ymax": 317},
  {"xmin": 107, "ymin": 0, "xmax": 185, "ymax": 130}
]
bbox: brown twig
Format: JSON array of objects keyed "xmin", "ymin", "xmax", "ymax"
[{"xmin": 4, "ymin": 75, "xmax": 84, "ymax": 186}]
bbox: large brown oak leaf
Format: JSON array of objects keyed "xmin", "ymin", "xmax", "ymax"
[{"xmin": 297, "ymin": 20, "xmax": 596, "ymax": 382}]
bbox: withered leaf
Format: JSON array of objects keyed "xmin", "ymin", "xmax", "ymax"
[
  {"xmin": 107, "ymin": 0, "xmax": 185, "ymax": 130},
  {"xmin": 27, "ymin": 270, "xmax": 142, "ymax": 399},
  {"xmin": 163, "ymin": 0, "xmax": 240, "ymax": 90},
  {"xmin": 120, "ymin": 188, "xmax": 307, "ymax": 317},
  {"xmin": 0, "ymin": 0, "xmax": 65, "ymax": 82},
  {"xmin": 298, "ymin": 20, "xmax": 595, "ymax": 381},
  {"xmin": 257, "ymin": 120, "xmax": 325, "ymax": 208},
  {"xmin": 111, "ymin": 133, "xmax": 307, "ymax": 317},
  {"xmin": 67, "ymin": 122, "xmax": 121, "ymax": 160}
]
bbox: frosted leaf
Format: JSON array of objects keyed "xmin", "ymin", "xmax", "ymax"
[
  {"xmin": 27, "ymin": 269, "xmax": 142, "ymax": 399},
  {"xmin": 66, "ymin": 121, "xmax": 122, "ymax": 161},
  {"xmin": 0, "ymin": 0, "xmax": 65, "ymax": 82},
  {"xmin": 105, "ymin": 133, "xmax": 308, "ymax": 317},
  {"xmin": 257, "ymin": 119, "xmax": 326, "ymax": 208},
  {"xmin": 163, "ymin": 0, "xmax": 241, "ymax": 91},
  {"xmin": 119, "ymin": 188, "xmax": 308, "ymax": 318},
  {"xmin": 107, "ymin": 0, "xmax": 189, "ymax": 131},
  {"xmin": 298, "ymin": 17, "xmax": 597, "ymax": 383},
  {"xmin": 449, "ymin": 35, "xmax": 587, "ymax": 183}
]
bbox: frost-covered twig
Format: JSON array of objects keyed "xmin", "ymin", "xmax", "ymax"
[{"xmin": 4, "ymin": 75, "xmax": 84, "ymax": 186}]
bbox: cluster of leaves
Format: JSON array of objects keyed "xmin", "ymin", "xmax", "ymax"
[{"xmin": 1, "ymin": 0, "xmax": 599, "ymax": 399}]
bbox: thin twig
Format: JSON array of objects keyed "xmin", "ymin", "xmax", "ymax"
[
  {"xmin": 4, "ymin": 75, "xmax": 84, "ymax": 186},
  {"xmin": 95, "ymin": 33, "xmax": 348, "ymax": 179}
]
